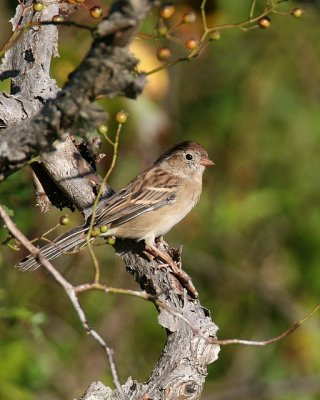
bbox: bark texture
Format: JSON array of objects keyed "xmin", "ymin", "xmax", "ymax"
[
  {"xmin": 80, "ymin": 240, "xmax": 220, "ymax": 399},
  {"xmin": 0, "ymin": 0, "xmax": 147, "ymax": 180},
  {"xmin": 0, "ymin": 1, "xmax": 220, "ymax": 399}
]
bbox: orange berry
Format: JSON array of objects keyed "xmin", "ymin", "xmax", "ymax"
[
  {"xmin": 76, "ymin": 0, "xmax": 85, "ymax": 3},
  {"xmin": 258, "ymin": 16, "xmax": 271, "ymax": 29},
  {"xmin": 157, "ymin": 47, "xmax": 171, "ymax": 61},
  {"xmin": 160, "ymin": 4, "xmax": 175, "ymax": 19},
  {"xmin": 185, "ymin": 39, "xmax": 197, "ymax": 50},
  {"xmin": 115, "ymin": 110, "xmax": 128, "ymax": 124},
  {"xmin": 90, "ymin": 6, "xmax": 103, "ymax": 19}
]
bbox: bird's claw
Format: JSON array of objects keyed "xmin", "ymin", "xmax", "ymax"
[{"xmin": 144, "ymin": 244, "xmax": 198, "ymax": 298}]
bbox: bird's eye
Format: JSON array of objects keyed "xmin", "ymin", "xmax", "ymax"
[{"xmin": 185, "ymin": 153, "xmax": 193, "ymax": 160}]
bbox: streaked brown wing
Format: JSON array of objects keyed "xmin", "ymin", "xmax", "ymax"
[{"xmin": 92, "ymin": 167, "xmax": 180, "ymax": 228}]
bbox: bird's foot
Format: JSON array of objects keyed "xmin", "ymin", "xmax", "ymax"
[
  {"xmin": 143, "ymin": 250, "xmax": 155, "ymax": 262},
  {"xmin": 145, "ymin": 243, "xmax": 198, "ymax": 298}
]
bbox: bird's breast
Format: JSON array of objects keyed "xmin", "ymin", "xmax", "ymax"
[{"xmin": 152, "ymin": 181, "xmax": 202, "ymax": 236}]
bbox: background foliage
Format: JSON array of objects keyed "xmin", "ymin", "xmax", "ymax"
[{"xmin": 1, "ymin": 1, "xmax": 320, "ymax": 399}]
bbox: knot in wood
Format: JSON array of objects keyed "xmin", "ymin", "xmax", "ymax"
[{"xmin": 164, "ymin": 378, "xmax": 201, "ymax": 400}]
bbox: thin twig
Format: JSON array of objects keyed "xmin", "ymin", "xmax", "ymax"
[
  {"xmin": 249, "ymin": 0, "xmax": 258, "ymax": 19},
  {"xmin": 146, "ymin": 56, "xmax": 189, "ymax": 75},
  {"xmin": 146, "ymin": 1, "xmax": 278, "ymax": 76},
  {"xmin": 213, "ymin": 303, "xmax": 320, "ymax": 346},
  {"xmin": 200, "ymin": 0, "xmax": 208, "ymax": 31},
  {"xmin": 0, "ymin": 204, "xmax": 125, "ymax": 399},
  {"xmin": 35, "ymin": 20, "xmax": 94, "ymax": 32},
  {"xmin": 0, "ymin": 19, "xmax": 93, "ymax": 58},
  {"xmin": 72, "ymin": 282, "xmax": 320, "ymax": 348},
  {"xmin": 86, "ymin": 121, "xmax": 123, "ymax": 282},
  {"xmin": 30, "ymin": 223, "xmax": 60, "ymax": 243}
]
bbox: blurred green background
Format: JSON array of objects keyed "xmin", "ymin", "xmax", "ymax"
[{"xmin": 1, "ymin": 0, "xmax": 320, "ymax": 399}]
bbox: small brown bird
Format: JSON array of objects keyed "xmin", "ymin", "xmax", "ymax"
[{"xmin": 17, "ymin": 141, "xmax": 214, "ymax": 272}]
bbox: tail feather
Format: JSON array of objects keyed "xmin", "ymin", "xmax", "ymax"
[{"xmin": 17, "ymin": 226, "xmax": 88, "ymax": 272}]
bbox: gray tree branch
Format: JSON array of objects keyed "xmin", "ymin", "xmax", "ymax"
[
  {"xmin": 0, "ymin": 0, "xmax": 148, "ymax": 181},
  {"xmin": 0, "ymin": 1, "xmax": 220, "ymax": 399}
]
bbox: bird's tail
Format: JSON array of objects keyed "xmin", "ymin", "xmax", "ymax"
[{"xmin": 16, "ymin": 226, "xmax": 88, "ymax": 272}]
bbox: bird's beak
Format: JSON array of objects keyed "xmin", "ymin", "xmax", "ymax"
[{"xmin": 200, "ymin": 158, "xmax": 215, "ymax": 167}]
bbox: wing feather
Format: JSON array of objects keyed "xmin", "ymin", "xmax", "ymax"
[{"xmin": 91, "ymin": 167, "xmax": 179, "ymax": 228}]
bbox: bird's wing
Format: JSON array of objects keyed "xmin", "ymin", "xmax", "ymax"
[{"xmin": 92, "ymin": 167, "xmax": 180, "ymax": 228}]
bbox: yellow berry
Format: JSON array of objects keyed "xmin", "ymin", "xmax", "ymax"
[
  {"xmin": 210, "ymin": 30, "xmax": 221, "ymax": 41},
  {"xmin": 115, "ymin": 110, "xmax": 128, "ymax": 124},
  {"xmin": 67, "ymin": 0, "xmax": 76, "ymax": 3},
  {"xmin": 52, "ymin": 15, "xmax": 64, "ymax": 22},
  {"xmin": 97, "ymin": 124, "xmax": 108, "ymax": 135},
  {"xmin": 159, "ymin": 4, "xmax": 175, "ymax": 19},
  {"xmin": 258, "ymin": 16, "xmax": 271, "ymax": 29},
  {"xmin": 60, "ymin": 215, "xmax": 69, "ymax": 226},
  {"xmin": 157, "ymin": 47, "xmax": 171, "ymax": 61},
  {"xmin": 99, "ymin": 225, "xmax": 108, "ymax": 233},
  {"xmin": 90, "ymin": 6, "xmax": 103, "ymax": 19},
  {"xmin": 291, "ymin": 8, "xmax": 303, "ymax": 18},
  {"xmin": 182, "ymin": 12, "xmax": 196, "ymax": 24},
  {"xmin": 90, "ymin": 228, "xmax": 100, "ymax": 238},
  {"xmin": 107, "ymin": 236, "xmax": 116, "ymax": 245},
  {"xmin": 185, "ymin": 39, "xmax": 197, "ymax": 50},
  {"xmin": 33, "ymin": 2, "xmax": 44, "ymax": 12},
  {"xmin": 76, "ymin": 0, "xmax": 85, "ymax": 3}
]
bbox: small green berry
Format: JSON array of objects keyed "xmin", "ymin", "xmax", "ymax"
[
  {"xmin": 52, "ymin": 15, "xmax": 64, "ymax": 22},
  {"xmin": 115, "ymin": 110, "xmax": 128, "ymax": 124},
  {"xmin": 90, "ymin": 228, "xmax": 100, "ymax": 238},
  {"xmin": 99, "ymin": 225, "xmax": 108, "ymax": 233},
  {"xmin": 156, "ymin": 21, "xmax": 168, "ymax": 37},
  {"xmin": 107, "ymin": 236, "xmax": 116, "ymax": 245},
  {"xmin": 97, "ymin": 124, "xmax": 108, "ymax": 135},
  {"xmin": 60, "ymin": 215, "xmax": 69, "ymax": 226},
  {"xmin": 210, "ymin": 30, "xmax": 221, "ymax": 41},
  {"xmin": 33, "ymin": 2, "xmax": 44, "ymax": 12}
]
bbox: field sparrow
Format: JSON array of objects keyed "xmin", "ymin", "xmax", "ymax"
[{"xmin": 18, "ymin": 141, "xmax": 214, "ymax": 278}]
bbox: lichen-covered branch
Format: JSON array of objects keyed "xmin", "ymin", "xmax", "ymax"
[{"xmin": 0, "ymin": 0, "xmax": 151, "ymax": 181}]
